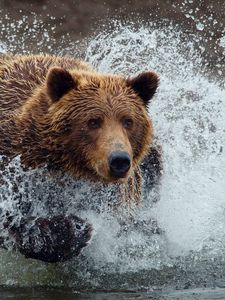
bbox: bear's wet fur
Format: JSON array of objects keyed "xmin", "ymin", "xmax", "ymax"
[{"xmin": 0, "ymin": 54, "xmax": 161, "ymax": 262}]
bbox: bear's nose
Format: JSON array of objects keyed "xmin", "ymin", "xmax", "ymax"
[{"xmin": 109, "ymin": 151, "xmax": 131, "ymax": 178}]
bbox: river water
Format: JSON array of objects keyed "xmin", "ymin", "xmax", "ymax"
[{"xmin": 0, "ymin": 16, "xmax": 225, "ymax": 300}]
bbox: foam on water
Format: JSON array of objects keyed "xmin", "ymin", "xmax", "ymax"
[{"xmin": 0, "ymin": 20, "xmax": 225, "ymax": 290}]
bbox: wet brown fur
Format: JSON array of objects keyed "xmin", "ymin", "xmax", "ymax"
[{"xmin": 0, "ymin": 54, "xmax": 160, "ymax": 205}]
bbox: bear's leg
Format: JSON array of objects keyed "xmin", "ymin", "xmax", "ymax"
[
  {"xmin": 141, "ymin": 145, "xmax": 163, "ymax": 203},
  {"xmin": 6, "ymin": 215, "xmax": 93, "ymax": 263}
]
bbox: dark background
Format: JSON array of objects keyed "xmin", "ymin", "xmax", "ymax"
[{"xmin": 0, "ymin": 0, "xmax": 225, "ymax": 77}]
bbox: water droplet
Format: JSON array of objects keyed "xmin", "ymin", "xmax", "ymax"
[
  {"xmin": 196, "ymin": 22, "xmax": 205, "ymax": 31},
  {"xmin": 219, "ymin": 36, "xmax": 225, "ymax": 47}
]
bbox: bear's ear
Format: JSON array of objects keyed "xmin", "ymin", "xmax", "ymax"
[
  {"xmin": 127, "ymin": 71, "xmax": 159, "ymax": 106},
  {"xmin": 46, "ymin": 67, "xmax": 76, "ymax": 102}
]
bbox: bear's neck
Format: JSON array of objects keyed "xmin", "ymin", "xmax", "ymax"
[{"xmin": 0, "ymin": 89, "xmax": 51, "ymax": 167}]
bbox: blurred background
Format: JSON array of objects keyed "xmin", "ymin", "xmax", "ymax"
[{"xmin": 0, "ymin": 0, "xmax": 225, "ymax": 77}]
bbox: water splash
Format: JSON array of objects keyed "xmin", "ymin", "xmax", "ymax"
[
  {"xmin": 0, "ymin": 20, "xmax": 225, "ymax": 290},
  {"xmin": 85, "ymin": 23, "xmax": 225, "ymax": 252}
]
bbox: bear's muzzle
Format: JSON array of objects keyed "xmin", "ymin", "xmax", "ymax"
[{"xmin": 108, "ymin": 151, "xmax": 131, "ymax": 178}]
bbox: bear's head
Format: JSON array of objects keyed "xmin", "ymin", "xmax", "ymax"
[{"xmin": 44, "ymin": 67, "xmax": 159, "ymax": 183}]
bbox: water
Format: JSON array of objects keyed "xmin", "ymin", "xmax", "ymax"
[
  {"xmin": 2, "ymin": 287, "xmax": 225, "ymax": 299},
  {"xmin": 0, "ymin": 15, "xmax": 225, "ymax": 300}
]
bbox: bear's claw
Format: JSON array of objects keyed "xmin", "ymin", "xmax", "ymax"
[{"xmin": 9, "ymin": 214, "xmax": 93, "ymax": 263}]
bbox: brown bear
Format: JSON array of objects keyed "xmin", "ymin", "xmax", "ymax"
[{"xmin": 0, "ymin": 54, "xmax": 162, "ymax": 262}]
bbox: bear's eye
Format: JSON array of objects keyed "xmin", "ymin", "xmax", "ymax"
[
  {"xmin": 122, "ymin": 118, "xmax": 133, "ymax": 129},
  {"xmin": 62, "ymin": 125, "xmax": 71, "ymax": 134},
  {"xmin": 87, "ymin": 118, "xmax": 102, "ymax": 129}
]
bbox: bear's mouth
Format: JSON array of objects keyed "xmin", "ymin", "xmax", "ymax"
[
  {"xmin": 108, "ymin": 168, "xmax": 130, "ymax": 181},
  {"xmin": 104, "ymin": 174, "xmax": 130, "ymax": 184},
  {"xmin": 105, "ymin": 167, "xmax": 132, "ymax": 183},
  {"xmin": 95, "ymin": 163, "xmax": 131, "ymax": 183}
]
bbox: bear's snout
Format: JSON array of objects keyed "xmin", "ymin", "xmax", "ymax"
[{"xmin": 108, "ymin": 151, "xmax": 131, "ymax": 178}]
